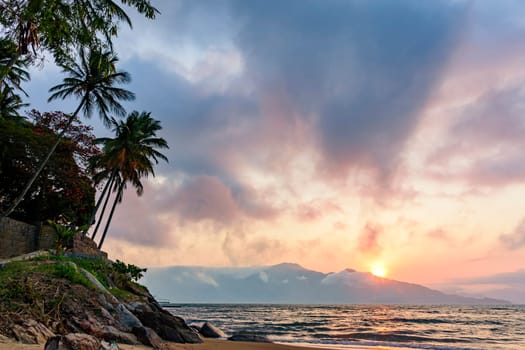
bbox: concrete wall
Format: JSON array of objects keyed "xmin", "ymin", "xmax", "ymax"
[{"xmin": 0, "ymin": 217, "xmax": 56, "ymax": 259}]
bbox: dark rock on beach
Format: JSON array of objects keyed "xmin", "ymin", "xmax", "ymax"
[
  {"xmin": 132, "ymin": 326, "xmax": 165, "ymax": 349},
  {"xmin": 228, "ymin": 332, "xmax": 272, "ymax": 343},
  {"xmin": 199, "ymin": 322, "xmax": 227, "ymax": 338},
  {"xmin": 131, "ymin": 302, "xmax": 202, "ymax": 343}
]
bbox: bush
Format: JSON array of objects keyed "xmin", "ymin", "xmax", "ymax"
[{"xmin": 112, "ymin": 260, "xmax": 147, "ymax": 282}]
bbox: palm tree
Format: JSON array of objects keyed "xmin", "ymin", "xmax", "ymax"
[
  {"xmin": 0, "ymin": 85, "xmax": 29, "ymax": 122},
  {"xmin": 0, "ymin": 38, "xmax": 30, "ymax": 94},
  {"xmin": 2, "ymin": 47, "xmax": 135, "ymax": 218},
  {"xmin": 94, "ymin": 111, "xmax": 168, "ymax": 249}
]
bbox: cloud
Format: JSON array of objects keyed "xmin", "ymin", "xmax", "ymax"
[
  {"xmin": 455, "ymin": 268, "xmax": 525, "ymax": 287},
  {"xmin": 232, "ymin": 0, "xmax": 466, "ymax": 182},
  {"xmin": 258, "ymin": 271, "xmax": 269, "ymax": 283},
  {"xmin": 165, "ymin": 175, "xmax": 278, "ymax": 225},
  {"xmin": 427, "ymin": 85, "xmax": 525, "ymax": 187},
  {"xmin": 500, "ymin": 218, "xmax": 525, "ymax": 250},
  {"xmin": 170, "ymin": 175, "xmax": 241, "ymax": 224},
  {"xmin": 358, "ymin": 222, "xmax": 382, "ymax": 254},
  {"xmin": 194, "ymin": 271, "xmax": 219, "ymax": 287},
  {"xmin": 295, "ymin": 200, "xmax": 342, "ymax": 222}
]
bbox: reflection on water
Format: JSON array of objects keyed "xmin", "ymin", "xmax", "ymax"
[{"xmin": 167, "ymin": 304, "xmax": 525, "ymax": 350}]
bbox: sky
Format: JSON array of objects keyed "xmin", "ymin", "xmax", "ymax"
[{"xmin": 26, "ymin": 0, "xmax": 525, "ymax": 302}]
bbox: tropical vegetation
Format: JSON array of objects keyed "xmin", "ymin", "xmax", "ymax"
[{"xmin": 0, "ymin": 0, "xmax": 169, "ymax": 248}]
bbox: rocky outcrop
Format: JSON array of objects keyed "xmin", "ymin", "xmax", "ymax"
[
  {"xmin": 200, "ymin": 322, "xmax": 227, "ymax": 338},
  {"xmin": 0, "ymin": 257, "xmax": 202, "ymax": 347}
]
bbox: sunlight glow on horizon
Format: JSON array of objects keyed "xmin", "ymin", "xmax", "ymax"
[{"xmin": 371, "ymin": 262, "xmax": 388, "ymax": 278}]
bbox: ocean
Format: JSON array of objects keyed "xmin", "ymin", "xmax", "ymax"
[{"xmin": 165, "ymin": 304, "xmax": 525, "ymax": 350}]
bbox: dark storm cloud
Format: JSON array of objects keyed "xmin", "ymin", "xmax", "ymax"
[{"xmin": 232, "ymin": 0, "xmax": 466, "ymax": 180}]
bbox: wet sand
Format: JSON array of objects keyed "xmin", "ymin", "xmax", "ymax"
[{"xmin": 0, "ymin": 338, "xmax": 412, "ymax": 350}]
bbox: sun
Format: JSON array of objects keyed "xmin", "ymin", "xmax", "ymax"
[{"xmin": 370, "ymin": 262, "xmax": 388, "ymax": 278}]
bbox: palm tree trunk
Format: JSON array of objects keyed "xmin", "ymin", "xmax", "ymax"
[
  {"xmin": 98, "ymin": 182, "xmax": 124, "ymax": 250},
  {"xmin": 91, "ymin": 174, "xmax": 116, "ymax": 240},
  {"xmin": 82, "ymin": 170, "xmax": 115, "ymax": 236},
  {"xmin": 1, "ymin": 98, "xmax": 86, "ymax": 218}
]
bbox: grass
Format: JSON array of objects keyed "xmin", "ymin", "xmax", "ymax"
[{"xmin": 0, "ymin": 256, "xmax": 148, "ymax": 300}]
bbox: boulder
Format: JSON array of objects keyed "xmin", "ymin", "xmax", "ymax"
[
  {"xmin": 44, "ymin": 336, "xmax": 61, "ymax": 350},
  {"xmin": 132, "ymin": 326, "xmax": 165, "ymax": 349},
  {"xmin": 189, "ymin": 325, "xmax": 201, "ymax": 334},
  {"xmin": 228, "ymin": 332, "xmax": 272, "ymax": 343},
  {"xmin": 63, "ymin": 333, "xmax": 101, "ymax": 350},
  {"xmin": 99, "ymin": 326, "xmax": 139, "ymax": 345},
  {"xmin": 11, "ymin": 319, "xmax": 55, "ymax": 344},
  {"xmin": 131, "ymin": 302, "xmax": 202, "ymax": 343},
  {"xmin": 200, "ymin": 322, "xmax": 226, "ymax": 338},
  {"xmin": 45, "ymin": 334, "xmax": 101, "ymax": 350},
  {"xmin": 114, "ymin": 304, "xmax": 142, "ymax": 331}
]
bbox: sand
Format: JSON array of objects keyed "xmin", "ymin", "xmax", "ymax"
[{"xmin": 0, "ymin": 338, "xmax": 413, "ymax": 350}]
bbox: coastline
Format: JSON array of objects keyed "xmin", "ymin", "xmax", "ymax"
[{"xmin": 0, "ymin": 338, "xmax": 416, "ymax": 350}]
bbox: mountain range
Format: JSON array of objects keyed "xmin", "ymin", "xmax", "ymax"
[{"xmin": 142, "ymin": 263, "xmax": 509, "ymax": 305}]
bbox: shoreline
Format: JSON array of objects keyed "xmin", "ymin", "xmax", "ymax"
[{"xmin": 0, "ymin": 338, "xmax": 418, "ymax": 350}]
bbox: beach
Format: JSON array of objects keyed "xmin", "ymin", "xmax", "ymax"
[{"xmin": 0, "ymin": 338, "xmax": 409, "ymax": 350}]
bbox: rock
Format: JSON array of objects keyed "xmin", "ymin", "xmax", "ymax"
[
  {"xmin": 100, "ymin": 326, "xmax": 139, "ymax": 345},
  {"xmin": 228, "ymin": 332, "xmax": 272, "ymax": 343},
  {"xmin": 189, "ymin": 325, "xmax": 201, "ymax": 334},
  {"xmin": 131, "ymin": 303, "xmax": 202, "ymax": 343},
  {"xmin": 200, "ymin": 322, "xmax": 226, "ymax": 338},
  {"xmin": 44, "ymin": 336, "xmax": 61, "ymax": 350},
  {"xmin": 114, "ymin": 304, "xmax": 143, "ymax": 331},
  {"xmin": 11, "ymin": 319, "xmax": 55, "ymax": 344},
  {"xmin": 132, "ymin": 326, "xmax": 165, "ymax": 349},
  {"xmin": 100, "ymin": 340, "xmax": 120, "ymax": 350},
  {"xmin": 126, "ymin": 301, "xmax": 153, "ymax": 313},
  {"xmin": 63, "ymin": 333, "xmax": 101, "ymax": 350},
  {"xmin": 79, "ymin": 268, "xmax": 118, "ymax": 303}
]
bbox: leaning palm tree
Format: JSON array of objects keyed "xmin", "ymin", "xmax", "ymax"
[
  {"xmin": 94, "ymin": 111, "xmax": 168, "ymax": 249},
  {"xmin": 2, "ymin": 47, "xmax": 135, "ymax": 218}
]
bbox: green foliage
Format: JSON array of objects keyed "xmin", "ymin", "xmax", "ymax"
[
  {"xmin": 108, "ymin": 287, "xmax": 139, "ymax": 301},
  {"xmin": 112, "ymin": 259, "xmax": 147, "ymax": 282},
  {"xmin": 0, "ymin": 112, "xmax": 97, "ymax": 224},
  {"xmin": 47, "ymin": 220, "xmax": 75, "ymax": 255},
  {"xmin": 48, "ymin": 47, "xmax": 135, "ymax": 124},
  {"xmin": 50, "ymin": 262, "xmax": 91, "ymax": 287},
  {"xmin": 68, "ymin": 256, "xmax": 113, "ymax": 288},
  {"xmin": 0, "ymin": 0, "xmax": 159, "ymax": 66}
]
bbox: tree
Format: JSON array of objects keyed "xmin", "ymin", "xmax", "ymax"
[
  {"xmin": 0, "ymin": 38, "xmax": 30, "ymax": 93},
  {"xmin": 0, "ymin": 38, "xmax": 30, "ymax": 121},
  {"xmin": 0, "ymin": 0, "xmax": 159, "ymax": 86},
  {"xmin": 92, "ymin": 111, "xmax": 168, "ymax": 249},
  {"xmin": 0, "ymin": 110, "xmax": 100, "ymax": 224},
  {"xmin": 2, "ymin": 47, "xmax": 134, "ymax": 217},
  {"xmin": 0, "ymin": 85, "xmax": 29, "ymax": 121}
]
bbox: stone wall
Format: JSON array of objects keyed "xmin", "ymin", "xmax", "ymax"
[{"xmin": 0, "ymin": 217, "xmax": 56, "ymax": 259}]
